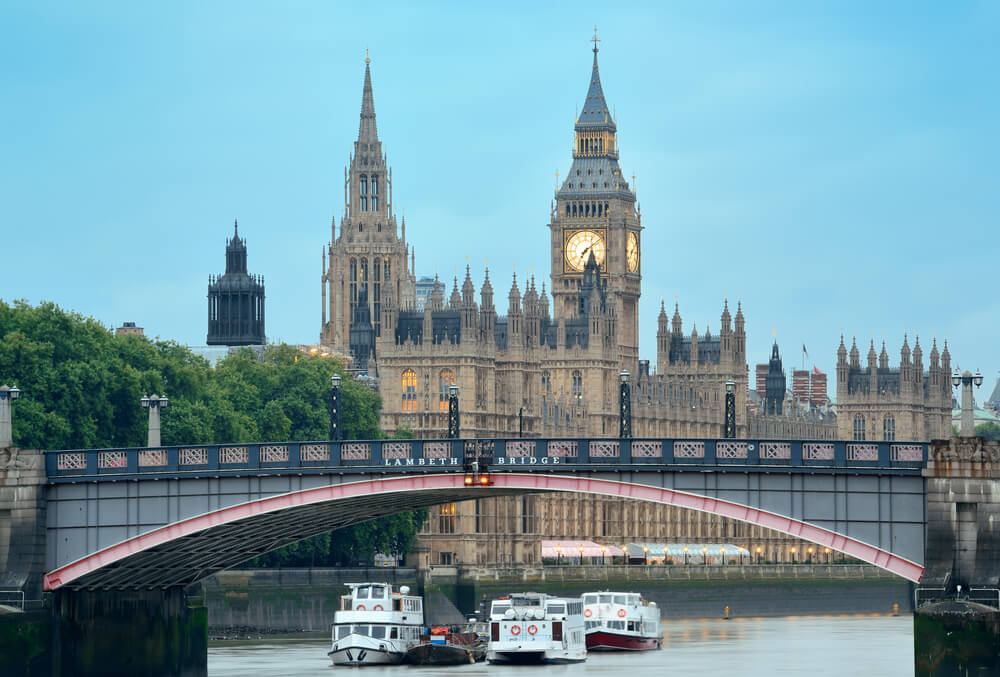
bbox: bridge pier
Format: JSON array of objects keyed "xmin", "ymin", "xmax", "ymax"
[
  {"xmin": 53, "ymin": 587, "xmax": 207, "ymax": 677},
  {"xmin": 916, "ymin": 436, "xmax": 1000, "ymax": 676},
  {"xmin": 0, "ymin": 448, "xmax": 47, "ymax": 599}
]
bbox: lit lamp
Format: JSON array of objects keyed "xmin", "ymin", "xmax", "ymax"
[
  {"xmin": 622, "ymin": 544, "xmax": 628, "ymax": 565},
  {"xmin": 683, "ymin": 546, "xmax": 689, "ymax": 566},
  {"xmin": 642, "ymin": 544, "xmax": 649, "ymax": 565},
  {"xmin": 329, "ymin": 374, "xmax": 342, "ymax": 441},
  {"xmin": 447, "ymin": 383, "xmax": 460, "ymax": 439},
  {"xmin": 702, "ymin": 546, "xmax": 708, "ymax": 565},
  {"xmin": 807, "ymin": 546, "xmax": 814, "ymax": 564},
  {"xmin": 738, "ymin": 546, "xmax": 745, "ymax": 565},
  {"xmin": 756, "ymin": 546, "xmax": 762, "ymax": 564},
  {"xmin": 663, "ymin": 546, "xmax": 669, "ymax": 565},
  {"xmin": 579, "ymin": 544, "xmax": 585, "ymax": 565},
  {"xmin": 601, "ymin": 545, "xmax": 607, "ymax": 566},
  {"xmin": 720, "ymin": 547, "xmax": 727, "ymax": 566},
  {"xmin": 555, "ymin": 544, "xmax": 562, "ymax": 565},
  {"xmin": 790, "ymin": 546, "xmax": 797, "ymax": 564}
]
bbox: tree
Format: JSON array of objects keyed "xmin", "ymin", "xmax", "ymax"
[{"xmin": 975, "ymin": 421, "xmax": 1000, "ymax": 441}]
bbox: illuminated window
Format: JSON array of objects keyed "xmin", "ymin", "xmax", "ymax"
[
  {"xmin": 439, "ymin": 370, "xmax": 455, "ymax": 411},
  {"xmin": 438, "ymin": 503, "xmax": 456, "ymax": 534},
  {"xmin": 402, "ymin": 369, "xmax": 417, "ymax": 412},
  {"xmin": 572, "ymin": 371, "xmax": 583, "ymax": 406}
]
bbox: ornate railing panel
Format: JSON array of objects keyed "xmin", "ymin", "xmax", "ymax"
[
  {"xmin": 260, "ymin": 445, "xmax": 289, "ymax": 464},
  {"xmin": 632, "ymin": 441, "xmax": 662, "ymax": 458},
  {"xmin": 98, "ymin": 451, "xmax": 127, "ymax": 469},
  {"xmin": 57, "ymin": 452, "xmax": 87, "ymax": 471},
  {"xmin": 138, "ymin": 449, "xmax": 167, "ymax": 467},
  {"xmin": 341, "ymin": 443, "xmax": 371, "ymax": 461},
  {"xmin": 674, "ymin": 441, "xmax": 705, "ymax": 459},
  {"xmin": 504, "ymin": 441, "xmax": 534, "ymax": 458},
  {"xmin": 382, "ymin": 442, "xmax": 412, "ymax": 459},
  {"xmin": 300, "ymin": 444, "xmax": 329, "ymax": 462},
  {"xmin": 423, "ymin": 442, "xmax": 450, "ymax": 459},
  {"xmin": 717, "ymin": 442, "xmax": 748, "ymax": 459},
  {"xmin": 179, "ymin": 448, "xmax": 208, "ymax": 466},
  {"xmin": 803, "ymin": 443, "xmax": 834, "ymax": 461},
  {"xmin": 547, "ymin": 441, "xmax": 577, "ymax": 458},
  {"xmin": 891, "ymin": 444, "xmax": 923, "ymax": 462},
  {"xmin": 761, "ymin": 442, "xmax": 791, "ymax": 460},
  {"xmin": 589, "ymin": 441, "xmax": 620, "ymax": 458},
  {"xmin": 219, "ymin": 446, "xmax": 249, "ymax": 465},
  {"xmin": 848, "ymin": 444, "xmax": 879, "ymax": 462}
]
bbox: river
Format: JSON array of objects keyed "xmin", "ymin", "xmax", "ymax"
[{"xmin": 209, "ymin": 614, "xmax": 914, "ymax": 676}]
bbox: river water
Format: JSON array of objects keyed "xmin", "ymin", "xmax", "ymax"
[{"xmin": 209, "ymin": 615, "xmax": 914, "ymax": 676}]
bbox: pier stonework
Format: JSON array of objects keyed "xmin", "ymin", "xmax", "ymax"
[{"xmin": 0, "ymin": 448, "xmax": 47, "ymax": 600}]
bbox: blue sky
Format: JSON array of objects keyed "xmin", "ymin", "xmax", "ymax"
[{"xmin": 2, "ymin": 1, "xmax": 998, "ymax": 400}]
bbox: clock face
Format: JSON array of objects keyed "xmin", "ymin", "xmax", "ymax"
[
  {"xmin": 626, "ymin": 232, "xmax": 639, "ymax": 272},
  {"xmin": 564, "ymin": 230, "xmax": 606, "ymax": 272}
]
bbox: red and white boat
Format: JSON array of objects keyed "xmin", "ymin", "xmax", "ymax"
[{"xmin": 582, "ymin": 591, "xmax": 662, "ymax": 651}]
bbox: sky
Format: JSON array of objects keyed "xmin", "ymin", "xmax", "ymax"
[{"xmin": 2, "ymin": 1, "xmax": 998, "ymax": 401}]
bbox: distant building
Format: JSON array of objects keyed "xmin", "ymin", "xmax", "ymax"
[
  {"xmin": 755, "ymin": 363, "xmax": 769, "ymax": 399},
  {"xmin": 810, "ymin": 368, "xmax": 828, "ymax": 406},
  {"xmin": 115, "ymin": 322, "xmax": 143, "ymax": 337},
  {"xmin": 792, "ymin": 369, "xmax": 810, "ymax": 403},
  {"xmin": 764, "ymin": 342, "xmax": 786, "ymax": 415},
  {"xmin": 207, "ymin": 220, "xmax": 266, "ymax": 346},
  {"xmin": 414, "ymin": 276, "xmax": 436, "ymax": 312},
  {"xmin": 985, "ymin": 378, "xmax": 1000, "ymax": 416}
]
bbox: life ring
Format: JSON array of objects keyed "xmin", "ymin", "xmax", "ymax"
[
  {"xmin": 373, "ymin": 605, "xmax": 383, "ymax": 611},
  {"xmin": 527, "ymin": 625, "xmax": 538, "ymax": 635},
  {"xmin": 617, "ymin": 609, "xmax": 626, "ymax": 618},
  {"xmin": 583, "ymin": 609, "xmax": 593, "ymax": 618},
  {"xmin": 510, "ymin": 625, "xmax": 521, "ymax": 635}
]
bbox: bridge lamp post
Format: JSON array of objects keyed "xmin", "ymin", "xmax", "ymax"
[
  {"xmin": 702, "ymin": 546, "xmax": 708, "ymax": 565},
  {"xmin": 642, "ymin": 545, "xmax": 649, "ymax": 565},
  {"xmin": 619, "ymin": 370, "xmax": 632, "ymax": 438},
  {"xmin": 720, "ymin": 547, "xmax": 727, "ymax": 565},
  {"xmin": 724, "ymin": 380, "xmax": 736, "ymax": 438},
  {"xmin": 790, "ymin": 546, "xmax": 797, "ymax": 564},
  {"xmin": 329, "ymin": 374, "xmax": 342, "ymax": 441},
  {"xmin": 0, "ymin": 384, "xmax": 22, "ymax": 449},
  {"xmin": 447, "ymin": 384, "xmax": 460, "ymax": 439},
  {"xmin": 953, "ymin": 369, "xmax": 984, "ymax": 437},
  {"xmin": 807, "ymin": 546, "xmax": 814, "ymax": 564},
  {"xmin": 579, "ymin": 545, "xmax": 584, "ymax": 565},
  {"xmin": 756, "ymin": 546, "xmax": 762, "ymax": 564},
  {"xmin": 683, "ymin": 546, "xmax": 689, "ymax": 566},
  {"xmin": 601, "ymin": 545, "xmax": 607, "ymax": 566},
  {"xmin": 555, "ymin": 544, "xmax": 562, "ymax": 565},
  {"xmin": 140, "ymin": 394, "xmax": 168, "ymax": 447}
]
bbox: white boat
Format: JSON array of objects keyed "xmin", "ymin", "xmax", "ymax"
[
  {"xmin": 328, "ymin": 582, "xmax": 424, "ymax": 666},
  {"xmin": 582, "ymin": 591, "xmax": 662, "ymax": 651},
  {"xmin": 486, "ymin": 592, "xmax": 587, "ymax": 664}
]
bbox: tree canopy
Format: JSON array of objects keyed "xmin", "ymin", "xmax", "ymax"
[{"xmin": 0, "ymin": 299, "xmax": 426, "ymax": 566}]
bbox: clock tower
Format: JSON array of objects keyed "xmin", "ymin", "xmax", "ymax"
[{"xmin": 549, "ymin": 32, "xmax": 641, "ymax": 369}]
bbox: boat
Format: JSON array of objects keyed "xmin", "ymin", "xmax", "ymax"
[
  {"xmin": 404, "ymin": 626, "xmax": 487, "ymax": 665},
  {"xmin": 582, "ymin": 591, "xmax": 662, "ymax": 651},
  {"xmin": 328, "ymin": 582, "xmax": 424, "ymax": 666},
  {"xmin": 486, "ymin": 592, "xmax": 587, "ymax": 664}
]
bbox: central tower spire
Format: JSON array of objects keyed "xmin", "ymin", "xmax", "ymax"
[{"xmin": 358, "ymin": 50, "xmax": 378, "ymax": 143}]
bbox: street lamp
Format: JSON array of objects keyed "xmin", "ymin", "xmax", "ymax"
[
  {"xmin": 824, "ymin": 547, "xmax": 831, "ymax": 563},
  {"xmin": 329, "ymin": 374, "xmax": 342, "ymax": 441},
  {"xmin": 702, "ymin": 546, "xmax": 708, "ymax": 565},
  {"xmin": 724, "ymin": 380, "xmax": 736, "ymax": 438},
  {"xmin": 721, "ymin": 547, "xmax": 727, "ymax": 566},
  {"xmin": 663, "ymin": 546, "xmax": 669, "ymax": 565},
  {"xmin": 555, "ymin": 545, "xmax": 562, "ymax": 565},
  {"xmin": 0, "ymin": 384, "xmax": 22, "ymax": 449},
  {"xmin": 756, "ymin": 546, "xmax": 762, "ymax": 564},
  {"xmin": 683, "ymin": 546, "xmax": 689, "ymax": 566},
  {"xmin": 790, "ymin": 546, "xmax": 797, "ymax": 564},
  {"xmin": 953, "ymin": 369, "xmax": 984, "ymax": 437},
  {"xmin": 601, "ymin": 545, "xmax": 607, "ymax": 566},
  {"xmin": 807, "ymin": 546, "xmax": 814, "ymax": 564},
  {"xmin": 622, "ymin": 544, "xmax": 628, "ymax": 565},
  {"xmin": 579, "ymin": 545, "xmax": 585, "ymax": 565},
  {"xmin": 642, "ymin": 545, "xmax": 649, "ymax": 565},
  {"xmin": 447, "ymin": 384, "xmax": 460, "ymax": 439},
  {"xmin": 619, "ymin": 370, "xmax": 632, "ymax": 438},
  {"xmin": 738, "ymin": 547, "xmax": 745, "ymax": 565},
  {"xmin": 140, "ymin": 394, "xmax": 169, "ymax": 447}
]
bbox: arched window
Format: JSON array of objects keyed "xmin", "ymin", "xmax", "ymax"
[
  {"xmin": 360, "ymin": 196, "xmax": 368, "ymax": 211},
  {"xmin": 541, "ymin": 371, "xmax": 551, "ymax": 396},
  {"xmin": 371, "ymin": 196, "xmax": 378, "ymax": 212},
  {"xmin": 349, "ymin": 258, "xmax": 357, "ymax": 318},
  {"xmin": 883, "ymin": 415, "xmax": 895, "ymax": 441},
  {"xmin": 853, "ymin": 414, "xmax": 866, "ymax": 441},
  {"xmin": 371, "ymin": 176, "xmax": 378, "ymax": 195},
  {"xmin": 439, "ymin": 370, "xmax": 455, "ymax": 411},
  {"xmin": 401, "ymin": 369, "xmax": 417, "ymax": 412},
  {"xmin": 565, "ymin": 204, "xmax": 570, "ymax": 216},
  {"xmin": 572, "ymin": 371, "xmax": 583, "ymax": 406},
  {"xmin": 360, "ymin": 175, "xmax": 368, "ymax": 195}
]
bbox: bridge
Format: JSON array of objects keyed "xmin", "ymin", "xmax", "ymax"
[{"xmin": 34, "ymin": 437, "xmax": 931, "ymax": 590}]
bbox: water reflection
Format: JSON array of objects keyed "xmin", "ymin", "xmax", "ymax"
[{"xmin": 209, "ymin": 615, "xmax": 914, "ymax": 677}]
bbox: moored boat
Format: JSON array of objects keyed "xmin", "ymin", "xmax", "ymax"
[
  {"xmin": 404, "ymin": 628, "xmax": 486, "ymax": 665},
  {"xmin": 487, "ymin": 592, "xmax": 587, "ymax": 664},
  {"xmin": 328, "ymin": 582, "xmax": 424, "ymax": 666},
  {"xmin": 582, "ymin": 591, "xmax": 662, "ymax": 651}
]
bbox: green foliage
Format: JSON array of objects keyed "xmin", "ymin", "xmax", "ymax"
[
  {"xmin": 0, "ymin": 299, "xmax": 427, "ymax": 566},
  {"xmin": 975, "ymin": 421, "xmax": 1000, "ymax": 441}
]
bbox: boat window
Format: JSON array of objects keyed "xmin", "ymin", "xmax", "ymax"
[
  {"xmin": 585, "ymin": 621, "xmax": 600, "ymax": 629},
  {"xmin": 371, "ymin": 625, "xmax": 386, "ymax": 639},
  {"xmin": 357, "ymin": 587, "xmax": 370, "ymax": 600},
  {"xmin": 371, "ymin": 585, "xmax": 385, "ymax": 598},
  {"xmin": 390, "ymin": 627, "xmax": 398, "ymax": 639},
  {"xmin": 336, "ymin": 625, "xmax": 350, "ymax": 639},
  {"xmin": 607, "ymin": 620, "xmax": 625, "ymax": 630},
  {"xmin": 627, "ymin": 621, "xmax": 637, "ymax": 631},
  {"xmin": 583, "ymin": 595, "xmax": 598, "ymax": 605},
  {"xmin": 404, "ymin": 599, "xmax": 421, "ymax": 612},
  {"xmin": 546, "ymin": 604, "xmax": 566, "ymax": 615},
  {"xmin": 491, "ymin": 603, "xmax": 510, "ymax": 616},
  {"xmin": 599, "ymin": 594, "xmax": 614, "ymax": 604},
  {"xmin": 613, "ymin": 595, "xmax": 627, "ymax": 605},
  {"xmin": 567, "ymin": 602, "xmax": 582, "ymax": 615},
  {"xmin": 353, "ymin": 625, "xmax": 371, "ymax": 636},
  {"xmin": 393, "ymin": 599, "xmax": 401, "ymax": 611},
  {"xmin": 511, "ymin": 596, "xmax": 541, "ymax": 607}
]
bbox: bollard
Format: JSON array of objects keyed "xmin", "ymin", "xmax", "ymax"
[
  {"xmin": 893, "ymin": 603, "xmax": 899, "ymax": 616},
  {"xmin": 724, "ymin": 605, "xmax": 730, "ymax": 620}
]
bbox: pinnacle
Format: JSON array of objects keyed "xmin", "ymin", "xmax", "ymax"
[{"xmin": 358, "ymin": 57, "xmax": 378, "ymax": 143}]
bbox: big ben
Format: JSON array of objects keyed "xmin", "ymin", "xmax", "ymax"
[{"xmin": 549, "ymin": 31, "xmax": 641, "ymax": 370}]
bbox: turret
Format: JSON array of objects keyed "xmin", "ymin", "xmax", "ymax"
[
  {"xmin": 912, "ymin": 335, "xmax": 923, "ymax": 385},
  {"xmin": 837, "ymin": 334, "xmax": 848, "ymax": 385},
  {"xmin": 657, "ymin": 301, "xmax": 669, "ymax": 357},
  {"xmin": 480, "ymin": 268, "xmax": 496, "ymax": 340},
  {"xmin": 430, "ymin": 274, "xmax": 444, "ymax": 311},
  {"xmin": 868, "ymin": 340, "xmax": 878, "ymax": 393},
  {"xmin": 849, "ymin": 336, "xmax": 860, "ymax": 368},
  {"xmin": 449, "ymin": 276, "xmax": 461, "ymax": 310},
  {"xmin": 671, "ymin": 301, "xmax": 682, "ymax": 336},
  {"xmin": 734, "ymin": 301, "xmax": 746, "ymax": 357},
  {"xmin": 690, "ymin": 324, "xmax": 699, "ymax": 365},
  {"xmin": 720, "ymin": 299, "xmax": 732, "ymax": 357},
  {"xmin": 508, "ymin": 273, "xmax": 522, "ymax": 340},
  {"xmin": 879, "ymin": 340, "xmax": 889, "ymax": 370}
]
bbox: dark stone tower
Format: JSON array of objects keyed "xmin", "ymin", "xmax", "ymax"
[
  {"xmin": 765, "ymin": 341, "xmax": 786, "ymax": 415},
  {"xmin": 548, "ymin": 30, "xmax": 641, "ymax": 372},
  {"xmin": 349, "ymin": 285, "xmax": 375, "ymax": 374},
  {"xmin": 207, "ymin": 220, "xmax": 266, "ymax": 346}
]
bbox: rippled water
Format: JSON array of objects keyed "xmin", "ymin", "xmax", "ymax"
[{"xmin": 209, "ymin": 615, "xmax": 914, "ymax": 676}]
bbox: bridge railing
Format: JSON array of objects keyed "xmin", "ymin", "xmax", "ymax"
[{"xmin": 44, "ymin": 438, "xmax": 927, "ymax": 482}]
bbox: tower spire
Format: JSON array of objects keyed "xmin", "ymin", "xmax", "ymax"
[{"xmin": 358, "ymin": 53, "xmax": 378, "ymax": 142}]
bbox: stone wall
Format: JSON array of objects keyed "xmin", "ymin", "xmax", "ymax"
[{"xmin": 0, "ymin": 449, "xmax": 47, "ymax": 599}]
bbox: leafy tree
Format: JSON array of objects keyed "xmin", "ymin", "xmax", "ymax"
[
  {"xmin": 0, "ymin": 299, "xmax": 428, "ymax": 567},
  {"xmin": 975, "ymin": 421, "xmax": 1000, "ymax": 441}
]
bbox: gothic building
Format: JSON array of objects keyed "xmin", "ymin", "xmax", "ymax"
[
  {"xmin": 207, "ymin": 220, "xmax": 266, "ymax": 346},
  {"xmin": 320, "ymin": 54, "xmax": 415, "ymax": 368},
  {"xmin": 764, "ymin": 342, "xmax": 786, "ymax": 415},
  {"xmin": 835, "ymin": 334, "xmax": 952, "ymax": 441}
]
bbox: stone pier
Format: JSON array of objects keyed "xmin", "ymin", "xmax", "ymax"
[{"xmin": 0, "ymin": 448, "xmax": 47, "ymax": 600}]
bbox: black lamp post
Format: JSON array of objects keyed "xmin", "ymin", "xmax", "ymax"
[
  {"xmin": 683, "ymin": 546, "xmax": 689, "ymax": 566},
  {"xmin": 329, "ymin": 374, "xmax": 342, "ymax": 441},
  {"xmin": 518, "ymin": 406, "xmax": 524, "ymax": 438},
  {"xmin": 0, "ymin": 384, "xmax": 22, "ymax": 449},
  {"xmin": 724, "ymin": 379, "xmax": 736, "ymax": 438},
  {"xmin": 619, "ymin": 370, "xmax": 632, "ymax": 438},
  {"xmin": 447, "ymin": 384, "xmax": 460, "ymax": 439}
]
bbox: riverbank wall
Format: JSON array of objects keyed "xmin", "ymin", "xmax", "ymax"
[{"xmin": 201, "ymin": 564, "xmax": 912, "ymax": 634}]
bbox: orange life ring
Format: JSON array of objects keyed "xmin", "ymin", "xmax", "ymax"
[
  {"xmin": 373, "ymin": 605, "xmax": 384, "ymax": 611},
  {"xmin": 527, "ymin": 625, "xmax": 538, "ymax": 635},
  {"xmin": 356, "ymin": 604, "xmax": 366, "ymax": 611},
  {"xmin": 617, "ymin": 608, "xmax": 626, "ymax": 618},
  {"xmin": 583, "ymin": 609, "xmax": 593, "ymax": 618},
  {"xmin": 510, "ymin": 624, "xmax": 521, "ymax": 635}
]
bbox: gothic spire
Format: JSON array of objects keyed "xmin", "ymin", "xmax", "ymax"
[
  {"xmin": 577, "ymin": 27, "xmax": 615, "ymax": 129},
  {"xmin": 358, "ymin": 52, "xmax": 378, "ymax": 143}
]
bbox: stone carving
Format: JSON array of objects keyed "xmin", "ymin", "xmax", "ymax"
[
  {"xmin": 930, "ymin": 437, "xmax": 1000, "ymax": 463},
  {"xmin": 0, "ymin": 447, "xmax": 42, "ymax": 470}
]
